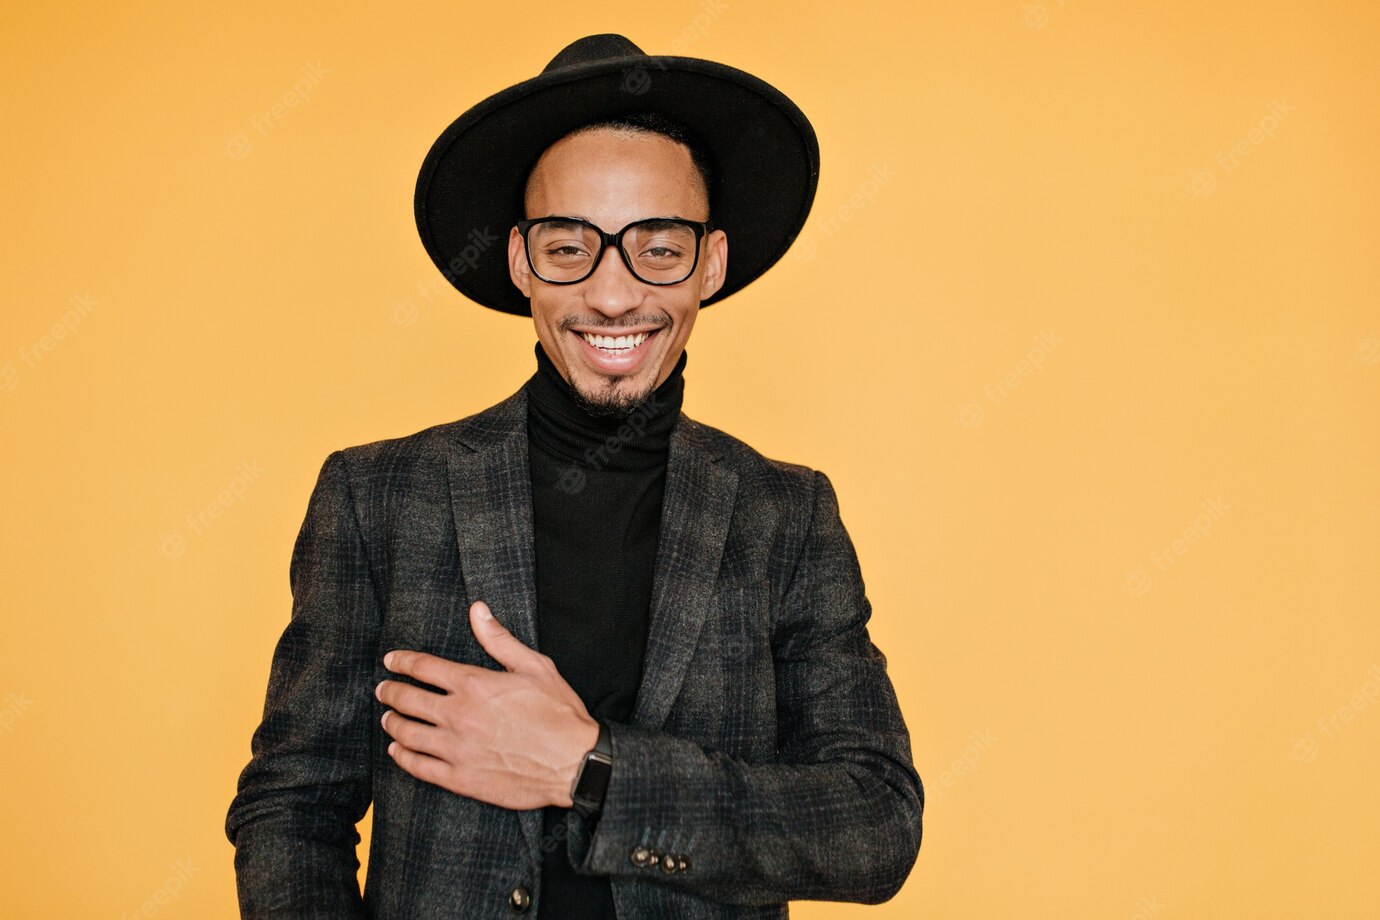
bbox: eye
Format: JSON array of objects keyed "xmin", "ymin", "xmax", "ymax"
[{"xmin": 642, "ymin": 245, "xmax": 683, "ymax": 259}]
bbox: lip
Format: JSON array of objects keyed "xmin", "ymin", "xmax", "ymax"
[
  {"xmin": 570, "ymin": 326, "xmax": 661, "ymax": 337},
  {"xmin": 571, "ymin": 328, "xmax": 661, "ymax": 375}
]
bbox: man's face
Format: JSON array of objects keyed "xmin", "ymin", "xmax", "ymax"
[{"xmin": 508, "ymin": 128, "xmax": 727, "ymax": 417}]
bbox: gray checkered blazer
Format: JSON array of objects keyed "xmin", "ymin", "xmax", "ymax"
[{"xmin": 225, "ymin": 377, "xmax": 923, "ymax": 918}]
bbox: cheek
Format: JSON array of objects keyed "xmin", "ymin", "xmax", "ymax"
[{"xmin": 671, "ymin": 304, "xmax": 698, "ymax": 339}]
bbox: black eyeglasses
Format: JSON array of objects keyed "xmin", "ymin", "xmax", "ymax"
[{"xmin": 516, "ymin": 215, "xmax": 714, "ymax": 286}]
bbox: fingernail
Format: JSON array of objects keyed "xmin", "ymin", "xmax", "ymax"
[
  {"xmin": 384, "ymin": 652, "xmax": 395, "ymax": 668},
  {"xmin": 475, "ymin": 603, "xmax": 493, "ymax": 621}
]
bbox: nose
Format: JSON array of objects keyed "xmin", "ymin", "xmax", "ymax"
[{"xmin": 579, "ymin": 240, "xmax": 642, "ymax": 317}]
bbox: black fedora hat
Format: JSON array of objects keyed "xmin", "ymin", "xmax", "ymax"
[{"xmin": 413, "ymin": 33, "xmax": 819, "ymax": 317}]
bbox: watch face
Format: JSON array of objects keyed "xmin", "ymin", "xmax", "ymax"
[
  {"xmin": 573, "ymin": 724, "xmax": 613, "ymax": 811},
  {"xmin": 575, "ymin": 753, "xmax": 612, "ymax": 805}
]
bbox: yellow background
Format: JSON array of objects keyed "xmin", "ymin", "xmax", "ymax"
[{"xmin": 2, "ymin": 1, "xmax": 1377, "ymax": 917}]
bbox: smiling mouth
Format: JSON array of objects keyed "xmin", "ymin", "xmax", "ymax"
[{"xmin": 574, "ymin": 328, "xmax": 660, "ymax": 353}]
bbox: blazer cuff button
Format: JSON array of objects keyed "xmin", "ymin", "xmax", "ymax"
[
  {"xmin": 630, "ymin": 845, "xmax": 651, "ymax": 868},
  {"xmin": 507, "ymin": 885, "xmax": 531, "ymax": 912}
]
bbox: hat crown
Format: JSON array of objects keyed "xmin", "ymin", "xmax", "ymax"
[{"xmin": 541, "ymin": 33, "xmax": 646, "ymax": 73}]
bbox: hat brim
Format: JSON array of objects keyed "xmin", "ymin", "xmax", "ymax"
[{"xmin": 414, "ymin": 54, "xmax": 819, "ymax": 317}]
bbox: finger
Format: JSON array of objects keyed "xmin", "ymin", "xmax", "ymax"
[
  {"xmin": 386, "ymin": 738, "xmax": 451, "ymax": 788},
  {"xmin": 376, "ymin": 677, "xmax": 444, "ymax": 725},
  {"xmin": 382, "ymin": 648, "xmax": 467, "ymax": 693},
  {"xmin": 470, "ymin": 600, "xmax": 544, "ymax": 674},
  {"xmin": 380, "ymin": 709, "xmax": 449, "ymax": 760}
]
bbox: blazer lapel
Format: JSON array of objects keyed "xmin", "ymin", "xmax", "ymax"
[
  {"xmin": 445, "ymin": 386, "xmax": 540, "ymax": 653},
  {"xmin": 444, "ymin": 385, "xmax": 545, "ymax": 861},
  {"xmin": 630, "ymin": 414, "xmax": 739, "ymax": 731}
]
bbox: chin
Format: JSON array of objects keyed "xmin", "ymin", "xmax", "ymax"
[{"xmin": 573, "ymin": 368, "xmax": 659, "ymax": 416}]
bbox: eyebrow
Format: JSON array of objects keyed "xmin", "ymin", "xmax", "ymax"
[{"xmin": 548, "ymin": 214, "xmax": 701, "ymax": 226}]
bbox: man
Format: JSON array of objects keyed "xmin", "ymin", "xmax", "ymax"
[{"xmin": 226, "ymin": 33, "xmax": 922, "ymax": 918}]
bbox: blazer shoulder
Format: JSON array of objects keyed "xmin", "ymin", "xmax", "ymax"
[
  {"xmin": 324, "ymin": 388, "xmax": 524, "ymax": 475},
  {"xmin": 681, "ymin": 414, "xmax": 821, "ymax": 505},
  {"xmin": 298, "ymin": 392, "xmax": 522, "ymax": 550},
  {"xmin": 329, "ymin": 418, "xmax": 462, "ymax": 467}
]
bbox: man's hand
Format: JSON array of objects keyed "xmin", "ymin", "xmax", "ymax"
[{"xmin": 376, "ymin": 600, "xmax": 599, "ymax": 811}]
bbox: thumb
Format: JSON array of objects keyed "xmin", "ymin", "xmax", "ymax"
[{"xmin": 470, "ymin": 600, "xmax": 539, "ymax": 673}]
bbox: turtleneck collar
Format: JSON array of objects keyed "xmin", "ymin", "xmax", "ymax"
[{"xmin": 525, "ymin": 339, "xmax": 686, "ymax": 471}]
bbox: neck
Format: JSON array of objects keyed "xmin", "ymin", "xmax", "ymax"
[{"xmin": 524, "ymin": 340, "xmax": 686, "ymax": 471}]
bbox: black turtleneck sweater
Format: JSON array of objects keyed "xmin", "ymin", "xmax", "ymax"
[{"xmin": 525, "ymin": 339, "xmax": 687, "ymax": 919}]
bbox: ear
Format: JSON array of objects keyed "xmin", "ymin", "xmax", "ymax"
[
  {"xmin": 698, "ymin": 228, "xmax": 728, "ymax": 302},
  {"xmin": 508, "ymin": 225, "xmax": 533, "ymax": 298}
]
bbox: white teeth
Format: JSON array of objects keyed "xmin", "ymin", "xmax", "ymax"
[{"xmin": 581, "ymin": 331, "xmax": 651, "ymax": 350}]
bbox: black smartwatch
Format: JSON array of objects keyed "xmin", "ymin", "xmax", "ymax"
[{"xmin": 570, "ymin": 720, "xmax": 612, "ymax": 818}]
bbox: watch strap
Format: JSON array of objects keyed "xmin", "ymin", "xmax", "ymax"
[{"xmin": 571, "ymin": 720, "xmax": 612, "ymax": 818}]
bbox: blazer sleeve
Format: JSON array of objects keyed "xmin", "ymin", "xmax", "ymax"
[
  {"xmin": 224, "ymin": 450, "xmax": 380, "ymax": 918},
  {"xmin": 565, "ymin": 469, "xmax": 923, "ymax": 905}
]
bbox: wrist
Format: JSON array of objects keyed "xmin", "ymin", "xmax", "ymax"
[
  {"xmin": 560, "ymin": 715, "xmax": 600, "ymax": 805},
  {"xmin": 569, "ymin": 719, "xmax": 613, "ymax": 817}
]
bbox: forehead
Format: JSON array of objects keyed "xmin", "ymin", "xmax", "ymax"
[{"xmin": 525, "ymin": 128, "xmax": 707, "ymax": 223}]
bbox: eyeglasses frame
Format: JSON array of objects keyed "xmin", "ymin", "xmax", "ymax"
[{"xmin": 516, "ymin": 215, "xmax": 716, "ymax": 287}]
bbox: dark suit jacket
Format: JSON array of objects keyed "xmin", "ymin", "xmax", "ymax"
[{"xmin": 225, "ymin": 377, "xmax": 923, "ymax": 918}]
